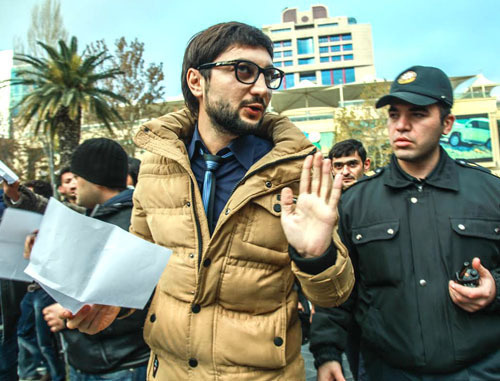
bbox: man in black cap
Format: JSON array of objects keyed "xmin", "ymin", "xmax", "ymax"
[
  {"xmin": 310, "ymin": 66, "xmax": 500, "ymax": 380},
  {"xmin": 3, "ymin": 138, "xmax": 150, "ymax": 380}
]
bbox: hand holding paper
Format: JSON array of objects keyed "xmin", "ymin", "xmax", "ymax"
[
  {"xmin": 61, "ymin": 304, "xmax": 121, "ymax": 335},
  {"xmin": 0, "ymin": 160, "xmax": 19, "ymax": 185},
  {"xmin": 2, "ymin": 179, "xmax": 21, "ymax": 202},
  {"xmin": 25, "ymin": 198, "xmax": 171, "ymax": 314}
]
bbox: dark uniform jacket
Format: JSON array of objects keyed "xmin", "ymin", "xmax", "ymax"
[{"xmin": 311, "ymin": 148, "xmax": 500, "ymax": 374}]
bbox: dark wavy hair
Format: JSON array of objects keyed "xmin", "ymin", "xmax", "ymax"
[
  {"xmin": 181, "ymin": 22, "xmax": 273, "ymax": 117},
  {"xmin": 328, "ymin": 139, "xmax": 367, "ymax": 163}
]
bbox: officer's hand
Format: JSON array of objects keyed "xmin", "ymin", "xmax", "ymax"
[
  {"xmin": 43, "ymin": 303, "xmax": 66, "ymax": 332},
  {"xmin": 60, "ymin": 304, "xmax": 120, "ymax": 335},
  {"xmin": 281, "ymin": 152, "xmax": 343, "ymax": 258},
  {"xmin": 2, "ymin": 180, "xmax": 20, "ymax": 202},
  {"xmin": 317, "ymin": 360, "xmax": 345, "ymax": 381},
  {"xmin": 449, "ymin": 257, "xmax": 496, "ymax": 312}
]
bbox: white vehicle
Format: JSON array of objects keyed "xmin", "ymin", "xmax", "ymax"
[{"xmin": 445, "ymin": 118, "xmax": 491, "ymax": 149}]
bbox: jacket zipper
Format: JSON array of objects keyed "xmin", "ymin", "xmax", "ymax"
[{"xmin": 190, "ymin": 178, "xmax": 203, "ymax": 268}]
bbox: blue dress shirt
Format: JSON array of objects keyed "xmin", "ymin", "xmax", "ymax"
[{"xmin": 187, "ymin": 125, "xmax": 272, "ymax": 232}]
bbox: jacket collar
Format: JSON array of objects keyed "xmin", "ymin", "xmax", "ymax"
[
  {"xmin": 134, "ymin": 108, "xmax": 315, "ymax": 172},
  {"xmin": 384, "ymin": 147, "xmax": 459, "ymax": 191},
  {"xmin": 187, "ymin": 123, "xmax": 271, "ymax": 171}
]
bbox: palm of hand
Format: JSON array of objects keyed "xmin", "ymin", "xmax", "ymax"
[{"xmin": 282, "ymin": 193, "xmax": 337, "ymax": 257}]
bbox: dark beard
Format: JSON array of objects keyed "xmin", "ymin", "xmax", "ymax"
[{"xmin": 205, "ymin": 95, "xmax": 265, "ymax": 137}]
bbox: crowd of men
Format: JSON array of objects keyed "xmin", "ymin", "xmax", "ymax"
[{"xmin": 0, "ymin": 21, "xmax": 499, "ymax": 381}]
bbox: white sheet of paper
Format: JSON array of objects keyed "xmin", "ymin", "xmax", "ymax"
[
  {"xmin": 0, "ymin": 160, "xmax": 19, "ymax": 184},
  {"xmin": 0, "ymin": 208, "xmax": 42, "ymax": 282},
  {"xmin": 25, "ymin": 198, "xmax": 171, "ymax": 313}
]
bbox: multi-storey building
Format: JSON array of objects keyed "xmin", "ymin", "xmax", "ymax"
[
  {"xmin": 0, "ymin": 49, "xmax": 32, "ymax": 138},
  {"xmin": 262, "ymin": 4, "xmax": 376, "ymax": 89}
]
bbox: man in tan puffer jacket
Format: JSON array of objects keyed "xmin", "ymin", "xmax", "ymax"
[{"xmin": 64, "ymin": 21, "xmax": 354, "ymax": 380}]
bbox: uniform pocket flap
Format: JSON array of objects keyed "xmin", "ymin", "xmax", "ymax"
[
  {"xmin": 352, "ymin": 220, "xmax": 400, "ymax": 245},
  {"xmin": 450, "ymin": 218, "xmax": 500, "ymax": 240}
]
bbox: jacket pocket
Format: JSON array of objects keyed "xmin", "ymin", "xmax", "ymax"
[
  {"xmin": 213, "ymin": 305, "xmax": 287, "ymax": 369},
  {"xmin": 449, "ymin": 217, "xmax": 500, "ymax": 267},
  {"xmin": 450, "ymin": 218, "xmax": 500, "ymax": 241},
  {"xmin": 241, "ymin": 193, "xmax": 288, "ymax": 255},
  {"xmin": 352, "ymin": 220, "xmax": 402, "ymax": 286}
]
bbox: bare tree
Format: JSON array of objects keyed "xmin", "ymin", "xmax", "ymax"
[
  {"xmin": 334, "ymin": 82, "xmax": 392, "ymax": 169},
  {"xmin": 85, "ymin": 37, "xmax": 165, "ymax": 155},
  {"xmin": 14, "ymin": 0, "xmax": 68, "ymax": 56}
]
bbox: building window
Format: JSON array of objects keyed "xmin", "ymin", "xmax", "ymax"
[
  {"xmin": 332, "ymin": 55, "xmax": 341, "ymax": 61},
  {"xmin": 330, "ymin": 35, "xmax": 340, "ymax": 42},
  {"xmin": 279, "ymin": 73, "xmax": 295, "ymax": 90},
  {"xmin": 341, "ymin": 33, "xmax": 352, "ymax": 40},
  {"xmin": 343, "ymin": 44, "xmax": 353, "ymax": 51},
  {"xmin": 300, "ymin": 72, "xmax": 317, "ymax": 83},
  {"xmin": 283, "ymin": 50, "xmax": 293, "ymax": 57},
  {"xmin": 319, "ymin": 36, "xmax": 328, "ymax": 44},
  {"xmin": 297, "ymin": 38, "xmax": 314, "ymax": 54},
  {"xmin": 319, "ymin": 46, "xmax": 329, "ymax": 54},
  {"xmin": 343, "ymin": 54, "xmax": 353, "ymax": 60},
  {"xmin": 274, "ymin": 61, "xmax": 283, "ymax": 67},
  {"xmin": 318, "ymin": 23, "xmax": 338, "ymax": 28},
  {"xmin": 274, "ymin": 51, "xmax": 282, "ymax": 58},
  {"xmin": 330, "ymin": 45, "xmax": 341, "ymax": 52},
  {"xmin": 271, "ymin": 28, "xmax": 292, "ymax": 33},
  {"xmin": 274, "ymin": 40, "xmax": 291, "ymax": 48},
  {"xmin": 321, "ymin": 70, "xmax": 331, "ymax": 85},
  {"xmin": 321, "ymin": 68, "xmax": 356, "ymax": 85},
  {"xmin": 345, "ymin": 68, "xmax": 355, "ymax": 83},
  {"xmin": 299, "ymin": 57, "xmax": 314, "ymax": 65},
  {"xmin": 284, "ymin": 60, "xmax": 293, "ymax": 67},
  {"xmin": 320, "ymin": 57, "xmax": 329, "ymax": 63}
]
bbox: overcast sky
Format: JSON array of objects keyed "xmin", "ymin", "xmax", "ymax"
[{"xmin": 1, "ymin": 0, "xmax": 499, "ymax": 97}]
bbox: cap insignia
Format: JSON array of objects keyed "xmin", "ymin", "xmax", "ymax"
[{"xmin": 397, "ymin": 70, "xmax": 417, "ymax": 84}]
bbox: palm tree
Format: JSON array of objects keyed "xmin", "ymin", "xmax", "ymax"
[{"xmin": 10, "ymin": 36, "xmax": 128, "ymax": 167}]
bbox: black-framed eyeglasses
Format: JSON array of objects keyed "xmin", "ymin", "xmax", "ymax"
[{"xmin": 197, "ymin": 60, "xmax": 284, "ymax": 90}]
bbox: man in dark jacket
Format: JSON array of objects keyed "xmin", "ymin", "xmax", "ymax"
[
  {"xmin": 3, "ymin": 138, "xmax": 149, "ymax": 380},
  {"xmin": 310, "ymin": 66, "xmax": 500, "ymax": 380},
  {"xmin": 0, "ymin": 279, "xmax": 28, "ymax": 381},
  {"xmin": 1, "ymin": 186, "xmax": 29, "ymax": 380}
]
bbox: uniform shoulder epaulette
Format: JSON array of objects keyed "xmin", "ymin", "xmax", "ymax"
[
  {"xmin": 362, "ymin": 167, "xmax": 385, "ymax": 180},
  {"xmin": 347, "ymin": 167, "xmax": 385, "ymax": 189},
  {"xmin": 454, "ymin": 159, "xmax": 500, "ymax": 180},
  {"xmin": 455, "ymin": 159, "xmax": 492, "ymax": 174}
]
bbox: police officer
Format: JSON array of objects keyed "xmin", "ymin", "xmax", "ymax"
[{"xmin": 310, "ymin": 66, "xmax": 500, "ymax": 380}]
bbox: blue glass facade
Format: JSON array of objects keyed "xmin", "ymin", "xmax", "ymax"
[
  {"xmin": 321, "ymin": 68, "xmax": 355, "ymax": 85},
  {"xmin": 297, "ymin": 38, "xmax": 314, "ymax": 54},
  {"xmin": 299, "ymin": 58, "xmax": 314, "ymax": 65}
]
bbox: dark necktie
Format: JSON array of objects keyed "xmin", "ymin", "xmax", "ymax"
[{"xmin": 201, "ymin": 149, "xmax": 233, "ymax": 233}]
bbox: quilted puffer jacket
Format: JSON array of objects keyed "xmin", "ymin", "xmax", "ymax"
[{"xmin": 131, "ymin": 109, "xmax": 354, "ymax": 380}]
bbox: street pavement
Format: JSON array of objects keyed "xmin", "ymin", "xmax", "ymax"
[{"xmin": 302, "ymin": 343, "xmax": 354, "ymax": 381}]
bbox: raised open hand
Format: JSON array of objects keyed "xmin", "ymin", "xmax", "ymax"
[{"xmin": 281, "ymin": 152, "xmax": 343, "ymax": 258}]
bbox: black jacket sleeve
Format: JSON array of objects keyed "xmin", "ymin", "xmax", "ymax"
[{"xmin": 309, "ymin": 202, "xmax": 357, "ymax": 368}]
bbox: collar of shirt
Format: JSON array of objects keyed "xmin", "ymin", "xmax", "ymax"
[
  {"xmin": 385, "ymin": 147, "xmax": 459, "ymax": 191},
  {"xmin": 187, "ymin": 123, "xmax": 270, "ymax": 170}
]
